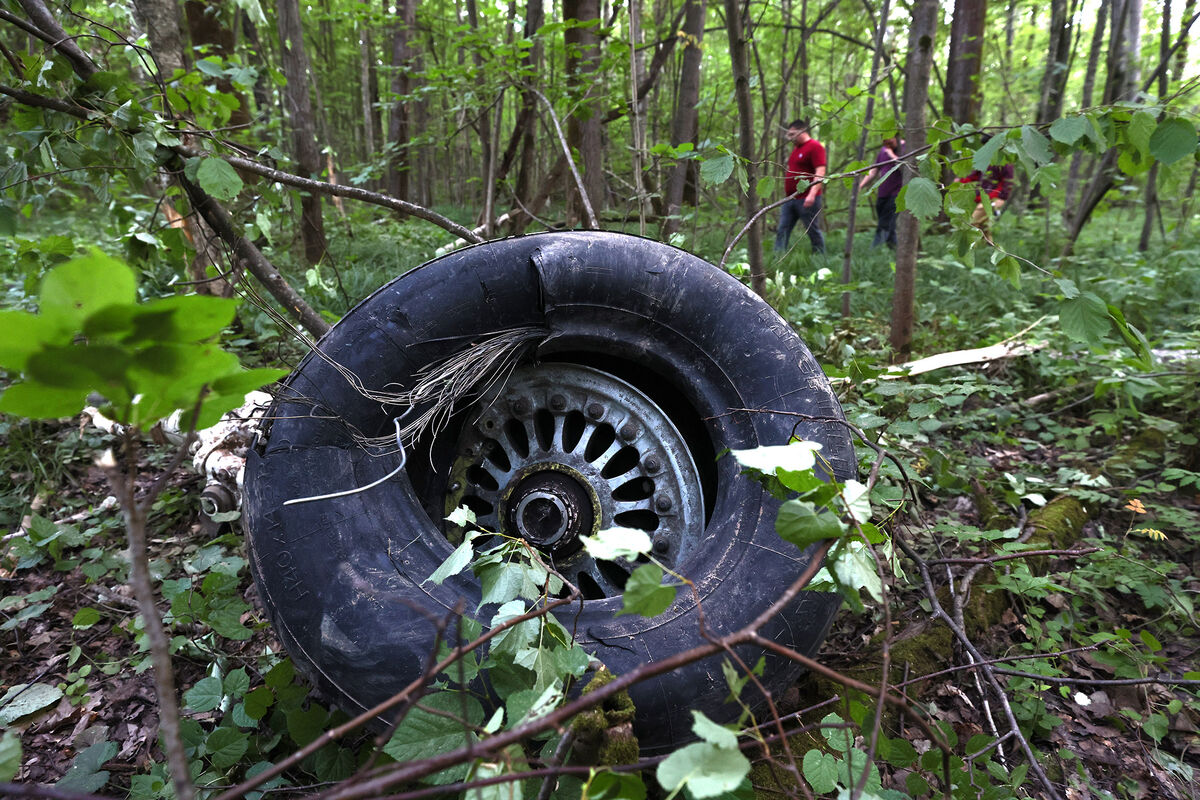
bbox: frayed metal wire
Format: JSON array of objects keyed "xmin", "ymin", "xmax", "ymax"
[{"xmin": 282, "ymin": 412, "xmax": 411, "ymax": 506}]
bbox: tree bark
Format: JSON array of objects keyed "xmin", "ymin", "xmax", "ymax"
[
  {"xmin": 277, "ymin": 0, "xmax": 329, "ymax": 265},
  {"xmin": 890, "ymin": 0, "xmax": 937, "ymax": 360},
  {"xmin": 185, "ymin": 0, "xmax": 250, "ymax": 129},
  {"xmin": 359, "ymin": 0, "xmax": 377, "ymax": 161},
  {"xmin": 1140, "ymin": 0, "xmax": 1170, "ymax": 252},
  {"xmin": 724, "ymin": 0, "xmax": 764, "ymax": 296},
  {"xmin": 132, "ymin": 0, "xmax": 186, "ymax": 77},
  {"xmin": 1036, "ymin": 0, "xmax": 1073, "ymax": 124},
  {"xmin": 1062, "ymin": 0, "xmax": 1108, "ymax": 220},
  {"xmin": 661, "ymin": 0, "xmax": 706, "ymax": 239},
  {"xmin": 563, "ymin": 0, "xmax": 604, "ymax": 226},
  {"xmin": 386, "ymin": 0, "xmax": 416, "ymax": 204},
  {"xmin": 942, "ymin": 0, "xmax": 986, "ymax": 126}
]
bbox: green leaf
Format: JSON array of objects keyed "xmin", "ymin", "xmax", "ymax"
[
  {"xmin": 972, "ymin": 134, "xmax": 1007, "ymax": 170},
  {"xmin": 1059, "ymin": 292, "xmax": 1110, "ymax": 347},
  {"xmin": 1149, "ymin": 117, "xmax": 1197, "ymax": 164},
  {"xmin": 242, "ymin": 686, "xmax": 274, "ymax": 720},
  {"xmin": 899, "ymin": 177, "xmax": 942, "ymax": 221},
  {"xmin": 618, "ymin": 564, "xmax": 677, "ymax": 618},
  {"xmin": 195, "ymin": 158, "xmax": 244, "ymax": 202},
  {"xmin": 424, "ymin": 534, "xmax": 477, "ymax": 585},
  {"xmin": 223, "ymin": 667, "xmax": 251, "ymax": 698},
  {"xmin": 656, "ymin": 741, "xmax": 751, "ymax": 799},
  {"xmin": 56, "ymin": 740, "xmax": 117, "ymax": 793},
  {"xmin": 1126, "ymin": 111, "xmax": 1157, "ymax": 155},
  {"xmin": 997, "ymin": 255, "xmax": 1021, "ymax": 289},
  {"xmin": 39, "ymin": 252, "xmax": 137, "ymax": 335},
  {"xmin": 1020, "ymin": 126, "xmax": 1054, "ymax": 166},
  {"xmin": 802, "ymin": 749, "xmax": 839, "ymax": 794},
  {"xmin": 72, "ymin": 607, "xmax": 101, "ymax": 629},
  {"xmin": 0, "ymin": 311, "xmax": 65, "ymax": 371},
  {"xmin": 582, "ymin": 527, "xmax": 652, "ymax": 561},
  {"xmin": 1142, "ymin": 713, "xmax": 1168, "ymax": 742},
  {"xmin": 1049, "ymin": 116, "xmax": 1090, "ymax": 145},
  {"xmin": 184, "ymin": 676, "xmax": 224, "ymax": 712},
  {"xmin": 691, "ymin": 710, "xmax": 738, "ymax": 749},
  {"xmin": 700, "ymin": 153, "xmax": 734, "ymax": 186},
  {"xmin": 0, "ymin": 683, "xmax": 64, "ymax": 725},
  {"xmin": 776, "ymin": 500, "xmax": 845, "ymax": 549},
  {"xmin": 205, "ymin": 727, "xmax": 250, "ymax": 770},
  {"xmin": 731, "ymin": 441, "xmax": 822, "ymax": 474},
  {"xmin": 286, "ymin": 705, "xmax": 328, "ymax": 747},
  {"xmin": 587, "ymin": 771, "xmax": 646, "ymax": 800},
  {"xmin": 0, "ymin": 732, "xmax": 20, "ymax": 782},
  {"xmin": 383, "ymin": 692, "xmax": 482, "ymax": 785}
]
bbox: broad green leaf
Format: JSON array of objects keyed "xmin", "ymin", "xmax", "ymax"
[
  {"xmin": 243, "ymin": 686, "xmax": 274, "ymax": 720},
  {"xmin": 446, "ymin": 505, "xmax": 476, "ymax": 526},
  {"xmin": 997, "ymin": 255, "xmax": 1021, "ymax": 289},
  {"xmin": 1049, "ymin": 115, "xmax": 1090, "ymax": 145},
  {"xmin": 618, "ymin": 564, "xmax": 677, "ymax": 618},
  {"xmin": 1055, "ymin": 277, "xmax": 1080, "ymax": 299},
  {"xmin": 776, "ymin": 500, "xmax": 845, "ymax": 549},
  {"xmin": 184, "ymin": 676, "xmax": 224, "ymax": 712},
  {"xmin": 1126, "ymin": 110, "xmax": 1157, "ymax": 155},
  {"xmin": 971, "ymin": 134, "xmax": 1006, "ymax": 170},
  {"xmin": 72, "ymin": 607, "xmax": 101, "ymax": 629},
  {"xmin": 1142, "ymin": 713, "xmax": 1168, "ymax": 742},
  {"xmin": 899, "ymin": 177, "xmax": 941, "ymax": 221},
  {"xmin": 656, "ymin": 741, "xmax": 750, "ymax": 799},
  {"xmin": 204, "ymin": 727, "xmax": 250, "ymax": 770},
  {"xmin": 1149, "ymin": 117, "xmax": 1197, "ymax": 164},
  {"xmin": 700, "ymin": 153, "xmax": 734, "ymax": 186},
  {"xmin": 691, "ymin": 710, "xmax": 738, "ymax": 749},
  {"xmin": 587, "ymin": 771, "xmax": 646, "ymax": 800},
  {"xmin": 0, "ymin": 732, "xmax": 20, "ymax": 782},
  {"xmin": 122, "ymin": 295, "xmax": 239, "ymax": 344},
  {"xmin": 731, "ymin": 440, "xmax": 822, "ymax": 474},
  {"xmin": 827, "ymin": 541, "xmax": 884, "ymax": 604},
  {"xmin": 1059, "ymin": 293, "xmax": 1110, "ymax": 346},
  {"xmin": 425, "ymin": 534, "xmax": 477, "ymax": 585},
  {"xmin": 0, "ymin": 683, "xmax": 64, "ymax": 725},
  {"xmin": 1020, "ymin": 126, "xmax": 1054, "ymax": 166},
  {"xmin": 38, "ymin": 252, "xmax": 136, "ymax": 334},
  {"xmin": 383, "ymin": 692, "xmax": 482, "ymax": 784},
  {"xmin": 286, "ymin": 705, "xmax": 328, "ymax": 747},
  {"xmin": 0, "ymin": 311, "xmax": 65, "ymax": 371},
  {"xmin": 802, "ymin": 749, "xmax": 839, "ymax": 794},
  {"xmin": 223, "ymin": 667, "xmax": 251, "ymax": 698},
  {"xmin": 56, "ymin": 740, "xmax": 117, "ymax": 793},
  {"xmin": 840, "ymin": 480, "xmax": 871, "ymax": 525},
  {"xmin": 196, "ymin": 157, "xmax": 244, "ymax": 201},
  {"xmin": 582, "ymin": 527, "xmax": 652, "ymax": 561}
]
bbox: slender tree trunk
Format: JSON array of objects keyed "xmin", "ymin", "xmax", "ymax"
[
  {"xmin": 564, "ymin": 0, "xmax": 604, "ymax": 226},
  {"xmin": 890, "ymin": 0, "xmax": 937, "ymax": 360},
  {"xmin": 661, "ymin": 0, "xmax": 706, "ymax": 239},
  {"xmin": 515, "ymin": 0, "xmax": 544, "ymax": 206},
  {"xmin": 1140, "ymin": 0, "xmax": 1170, "ymax": 251},
  {"xmin": 724, "ymin": 0, "xmax": 764, "ymax": 295},
  {"xmin": 132, "ymin": 0, "xmax": 185, "ymax": 77},
  {"xmin": 465, "ymin": 0, "xmax": 495, "ymax": 234},
  {"xmin": 943, "ymin": 0, "xmax": 986, "ymax": 126},
  {"xmin": 359, "ymin": 1, "xmax": 377, "ymax": 161},
  {"xmin": 1063, "ymin": 0, "xmax": 1108, "ymax": 221},
  {"xmin": 1036, "ymin": 0, "xmax": 1073, "ymax": 123},
  {"xmin": 186, "ymin": 0, "xmax": 250, "ymax": 129},
  {"xmin": 277, "ymin": 0, "xmax": 328, "ymax": 265},
  {"xmin": 841, "ymin": 0, "xmax": 891, "ymax": 318},
  {"xmin": 386, "ymin": 0, "xmax": 416, "ymax": 204}
]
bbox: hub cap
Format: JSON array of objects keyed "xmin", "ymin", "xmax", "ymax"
[{"xmin": 444, "ymin": 363, "xmax": 704, "ymax": 599}]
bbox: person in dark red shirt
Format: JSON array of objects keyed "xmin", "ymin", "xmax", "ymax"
[
  {"xmin": 858, "ymin": 136, "xmax": 904, "ymax": 248},
  {"xmin": 775, "ymin": 119, "xmax": 827, "ymax": 255},
  {"xmin": 958, "ymin": 135, "xmax": 1014, "ymax": 228}
]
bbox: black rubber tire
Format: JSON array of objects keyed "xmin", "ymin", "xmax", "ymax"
[{"xmin": 243, "ymin": 231, "xmax": 853, "ymax": 749}]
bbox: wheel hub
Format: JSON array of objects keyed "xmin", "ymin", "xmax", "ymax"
[{"xmin": 444, "ymin": 363, "xmax": 705, "ymax": 599}]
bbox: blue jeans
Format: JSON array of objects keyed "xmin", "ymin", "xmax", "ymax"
[
  {"xmin": 873, "ymin": 194, "xmax": 898, "ymax": 248},
  {"xmin": 775, "ymin": 196, "xmax": 825, "ymax": 254}
]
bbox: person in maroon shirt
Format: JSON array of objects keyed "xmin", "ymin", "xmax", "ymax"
[
  {"xmin": 858, "ymin": 136, "xmax": 904, "ymax": 248},
  {"xmin": 958, "ymin": 135, "xmax": 1014, "ymax": 228},
  {"xmin": 775, "ymin": 119, "xmax": 827, "ymax": 255}
]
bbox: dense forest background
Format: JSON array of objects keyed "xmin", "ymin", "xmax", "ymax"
[{"xmin": 2, "ymin": 0, "xmax": 1200, "ymax": 798}]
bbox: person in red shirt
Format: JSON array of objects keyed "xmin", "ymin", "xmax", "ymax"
[
  {"xmin": 957, "ymin": 135, "xmax": 1014, "ymax": 228},
  {"xmin": 775, "ymin": 119, "xmax": 827, "ymax": 255}
]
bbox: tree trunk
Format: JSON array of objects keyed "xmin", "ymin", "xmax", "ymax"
[
  {"xmin": 515, "ymin": 0, "xmax": 544, "ymax": 207},
  {"xmin": 1140, "ymin": 0, "xmax": 1170, "ymax": 252},
  {"xmin": 724, "ymin": 0, "xmax": 764, "ymax": 296},
  {"xmin": 890, "ymin": 0, "xmax": 937, "ymax": 360},
  {"xmin": 359, "ymin": 0, "xmax": 377, "ymax": 161},
  {"xmin": 1063, "ymin": 0, "xmax": 1108, "ymax": 220},
  {"xmin": 1036, "ymin": 0, "xmax": 1073, "ymax": 123},
  {"xmin": 277, "ymin": 0, "xmax": 329, "ymax": 265},
  {"xmin": 132, "ymin": 0, "xmax": 186, "ymax": 77},
  {"xmin": 841, "ymin": 0, "xmax": 892, "ymax": 318},
  {"xmin": 185, "ymin": 0, "xmax": 250, "ymax": 129},
  {"xmin": 564, "ymin": 0, "xmax": 604, "ymax": 226},
  {"xmin": 942, "ymin": 0, "xmax": 986, "ymax": 126},
  {"xmin": 386, "ymin": 0, "xmax": 416, "ymax": 204},
  {"xmin": 661, "ymin": 0, "xmax": 706, "ymax": 239}
]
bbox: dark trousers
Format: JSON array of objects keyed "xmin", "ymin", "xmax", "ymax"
[
  {"xmin": 873, "ymin": 194, "xmax": 898, "ymax": 248},
  {"xmin": 774, "ymin": 196, "xmax": 825, "ymax": 254}
]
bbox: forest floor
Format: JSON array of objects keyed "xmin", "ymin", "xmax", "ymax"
[{"xmin": 3, "ymin": 371, "xmax": 1200, "ymax": 799}]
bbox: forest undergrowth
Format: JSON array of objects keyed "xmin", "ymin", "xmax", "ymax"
[{"xmin": 2, "ymin": 209, "xmax": 1199, "ymax": 800}]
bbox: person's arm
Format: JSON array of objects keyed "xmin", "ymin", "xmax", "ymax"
[
  {"xmin": 858, "ymin": 167, "xmax": 878, "ymax": 191},
  {"xmin": 805, "ymin": 164, "xmax": 827, "ymax": 206}
]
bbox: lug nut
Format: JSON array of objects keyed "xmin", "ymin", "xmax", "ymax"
[
  {"xmin": 643, "ymin": 456, "xmax": 662, "ymax": 475},
  {"xmin": 654, "ymin": 494, "xmax": 673, "ymax": 512},
  {"xmin": 586, "ymin": 403, "xmax": 604, "ymax": 420},
  {"xmin": 619, "ymin": 422, "xmax": 638, "ymax": 441},
  {"xmin": 653, "ymin": 536, "xmax": 670, "ymax": 554},
  {"xmin": 511, "ymin": 397, "xmax": 531, "ymax": 415},
  {"xmin": 550, "ymin": 394, "xmax": 567, "ymax": 411},
  {"xmin": 449, "ymin": 481, "xmax": 462, "ymax": 492}
]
